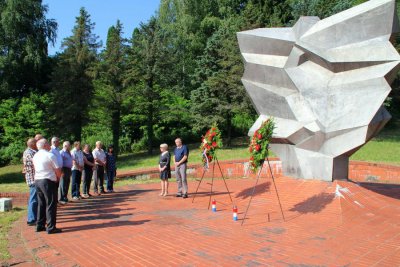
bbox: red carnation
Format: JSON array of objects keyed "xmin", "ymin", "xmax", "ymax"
[
  {"xmin": 211, "ymin": 132, "xmax": 216, "ymax": 137},
  {"xmin": 212, "ymin": 127, "xmax": 216, "ymax": 131},
  {"xmin": 249, "ymin": 146, "xmax": 253, "ymax": 152},
  {"xmin": 257, "ymin": 133, "xmax": 262, "ymax": 139},
  {"xmin": 212, "ymin": 142, "xmax": 217, "ymax": 147},
  {"xmin": 255, "ymin": 144, "xmax": 261, "ymax": 151},
  {"xmin": 250, "ymin": 156, "xmax": 254, "ymax": 161}
]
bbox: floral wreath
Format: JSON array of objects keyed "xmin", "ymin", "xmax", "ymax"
[
  {"xmin": 200, "ymin": 124, "xmax": 223, "ymax": 168},
  {"xmin": 249, "ymin": 118, "xmax": 275, "ymax": 172}
]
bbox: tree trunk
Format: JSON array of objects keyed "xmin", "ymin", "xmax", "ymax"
[
  {"xmin": 112, "ymin": 108, "xmax": 121, "ymax": 157},
  {"xmin": 226, "ymin": 112, "xmax": 232, "ymax": 147},
  {"xmin": 147, "ymin": 103, "xmax": 154, "ymax": 155}
]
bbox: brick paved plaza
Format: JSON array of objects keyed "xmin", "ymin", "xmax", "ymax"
[{"xmin": 7, "ymin": 176, "xmax": 400, "ymax": 266}]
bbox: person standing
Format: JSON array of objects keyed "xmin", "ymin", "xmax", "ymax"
[
  {"xmin": 174, "ymin": 138, "xmax": 189, "ymax": 198},
  {"xmin": 106, "ymin": 145, "xmax": 117, "ymax": 193},
  {"xmin": 59, "ymin": 141, "xmax": 72, "ymax": 204},
  {"xmin": 32, "ymin": 139, "xmax": 62, "ymax": 234},
  {"xmin": 93, "ymin": 141, "xmax": 106, "ymax": 195},
  {"xmin": 159, "ymin": 143, "xmax": 171, "ymax": 197},
  {"xmin": 71, "ymin": 141, "xmax": 84, "ymax": 200},
  {"xmin": 82, "ymin": 144, "xmax": 95, "ymax": 198},
  {"xmin": 23, "ymin": 138, "xmax": 37, "ymax": 226},
  {"xmin": 50, "ymin": 137, "xmax": 63, "ymax": 168}
]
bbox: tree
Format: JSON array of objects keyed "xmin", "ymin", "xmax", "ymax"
[
  {"xmin": 0, "ymin": 0, "xmax": 57, "ymax": 98},
  {"xmin": 190, "ymin": 16, "xmax": 256, "ymax": 146},
  {"xmin": 93, "ymin": 20, "xmax": 128, "ymax": 156},
  {"xmin": 49, "ymin": 7, "xmax": 101, "ymax": 141}
]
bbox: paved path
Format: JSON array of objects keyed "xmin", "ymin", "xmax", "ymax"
[{"xmin": 8, "ymin": 176, "xmax": 400, "ymax": 266}]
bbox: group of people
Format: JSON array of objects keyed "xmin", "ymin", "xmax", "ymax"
[
  {"xmin": 22, "ymin": 134, "xmax": 117, "ymax": 234},
  {"xmin": 22, "ymin": 134, "xmax": 190, "ymax": 234}
]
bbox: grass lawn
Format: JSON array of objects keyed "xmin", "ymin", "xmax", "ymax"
[
  {"xmin": 0, "ymin": 207, "xmax": 25, "ymax": 261},
  {"xmin": 1, "ymin": 131, "xmax": 399, "ymax": 193}
]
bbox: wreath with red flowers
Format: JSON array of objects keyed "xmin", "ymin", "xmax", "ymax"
[
  {"xmin": 249, "ymin": 118, "xmax": 275, "ymax": 172},
  {"xmin": 200, "ymin": 124, "xmax": 223, "ymax": 168}
]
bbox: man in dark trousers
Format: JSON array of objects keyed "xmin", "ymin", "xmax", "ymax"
[{"xmin": 32, "ymin": 139, "xmax": 62, "ymax": 234}]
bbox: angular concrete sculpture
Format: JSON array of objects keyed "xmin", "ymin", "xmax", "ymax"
[{"xmin": 237, "ymin": 0, "xmax": 400, "ymax": 181}]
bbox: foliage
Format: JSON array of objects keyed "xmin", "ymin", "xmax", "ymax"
[
  {"xmin": 48, "ymin": 7, "xmax": 101, "ymax": 141},
  {"xmin": 93, "ymin": 20, "xmax": 128, "ymax": 156},
  {"xmin": 0, "ymin": 0, "xmax": 57, "ymax": 97},
  {"xmin": 249, "ymin": 119, "xmax": 275, "ymax": 172},
  {"xmin": 0, "ymin": 93, "xmax": 51, "ymax": 164},
  {"xmin": 200, "ymin": 124, "xmax": 223, "ymax": 168}
]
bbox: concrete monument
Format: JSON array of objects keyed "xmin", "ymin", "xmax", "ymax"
[{"xmin": 237, "ymin": 0, "xmax": 400, "ymax": 181}]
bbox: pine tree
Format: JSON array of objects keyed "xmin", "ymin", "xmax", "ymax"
[
  {"xmin": 49, "ymin": 7, "xmax": 101, "ymax": 141},
  {"xmin": 0, "ymin": 0, "xmax": 57, "ymax": 97},
  {"xmin": 93, "ymin": 20, "xmax": 128, "ymax": 156}
]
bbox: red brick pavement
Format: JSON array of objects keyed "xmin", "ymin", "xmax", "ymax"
[{"xmin": 9, "ymin": 175, "xmax": 400, "ymax": 266}]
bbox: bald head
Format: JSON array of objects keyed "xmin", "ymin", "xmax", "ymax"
[
  {"xmin": 27, "ymin": 138, "xmax": 36, "ymax": 149},
  {"xmin": 37, "ymin": 138, "xmax": 49, "ymax": 151},
  {"xmin": 35, "ymin": 134, "xmax": 43, "ymax": 141}
]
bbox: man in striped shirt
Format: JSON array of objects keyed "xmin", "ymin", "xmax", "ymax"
[{"xmin": 23, "ymin": 138, "xmax": 37, "ymax": 226}]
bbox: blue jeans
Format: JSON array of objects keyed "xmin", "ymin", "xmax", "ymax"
[
  {"xmin": 27, "ymin": 185, "xmax": 38, "ymax": 223},
  {"xmin": 71, "ymin": 170, "xmax": 82, "ymax": 197},
  {"xmin": 107, "ymin": 170, "xmax": 115, "ymax": 191}
]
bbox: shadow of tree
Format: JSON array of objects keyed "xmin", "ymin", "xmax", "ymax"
[
  {"xmin": 354, "ymin": 181, "xmax": 400, "ymax": 200},
  {"xmin": 290, "ymin": 192, "xmax": 335, "ymax": 214},
  {"xmin": 235, "ymin": 182, "xmax": 271, "ymax": 200}
]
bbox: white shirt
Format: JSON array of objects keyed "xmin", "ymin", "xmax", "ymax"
[
  {"xmin": 50, "ymin": 146, "xmax": 63, "ymax": 167},
  {"xmin": 71, "ymin": 148, "xmax": 84, "ymax": 171},
  {"xmin": 32, "ymin": 149, "xmax": 60, "ymax": 182},
  {"xmin": 92, "ymin": 148, "xmax": 106, "ymax": 165}
]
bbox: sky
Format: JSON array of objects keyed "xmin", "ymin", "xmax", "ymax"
[{"xmin": 43, "ymin": 0, "xmax": 161, "ymax": 55}]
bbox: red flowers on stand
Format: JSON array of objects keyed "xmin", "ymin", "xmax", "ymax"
[
  {"xmin": 249, "ymin": 118, "xmax": 275, "ymax": 172},
  {"xmin": 200, "ymin": 124, "xmax": 222, "ymax": 168}
]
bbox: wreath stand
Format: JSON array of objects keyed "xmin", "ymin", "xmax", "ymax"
[
  {"xmin": 192, "ymin": 153, "xmax": 233, "ymax": 209},
  {"xmin": 241, "ymin": 147, "xmax": 285, "ymax": 226}
]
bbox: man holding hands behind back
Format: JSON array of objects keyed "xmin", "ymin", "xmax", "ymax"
[
  {"xmin": 174, "ymin": 138, "xmax": 189, "ymax": 199},
  {"xmin": 32, "ymin": 139, "xmax": 62, "ymax": 234}
]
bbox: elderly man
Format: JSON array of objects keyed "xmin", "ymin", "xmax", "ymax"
[
  {"xmin": 32, "ymin": 139, "xmax": 62, "ymax": 234},
  {"xmin": 59, "ymin": 141, "xmax": 72, "ymax": 204},
  {"xmin": 174, "ymin": 138, "xmax": 189, "ymax": 198},
  {"xmin": 50, "ymin": 137, "xmax": 63, "ymax": 168},
  {"xmin": 23, "ymin": 138, "xmax": 38, "ymax": 226},
  {"xmin": 92, "ymin": 141, "xmax": 106, "ymax": 195},
  {"xmin": 71, "ymin": 141, "xmax": 84, "ymax": 200}
]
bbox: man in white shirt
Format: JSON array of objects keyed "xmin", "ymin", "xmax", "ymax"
[
  {"xmin": 71, "ymin": 141, "xmax": 84, "ymax": 200},
  {"xmin": 92, "ymin": 141, "xmax": 106, "ymax": 195},
  {"xmin": 32, "ymin": 139, "xmax": 62, "ymax": 234}
]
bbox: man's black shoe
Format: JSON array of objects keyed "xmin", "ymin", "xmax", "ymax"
[
  {"xmin": 182, "ymin": 194, "xmax": 188, "ymax": 199},
  {"xmin": 47, "ymin": 228, "xmax": 62, "ymax": 234},
  {"xmin": 27, "ymin": 221, "xmax": 36, "ymax": 226},
  {"xmin": 175, "ymin": 194, "xmax": 182, "ymax": 197},
  {"xmin": 36, "ymin": 226, "xmax": 46, "ymax": 232}
]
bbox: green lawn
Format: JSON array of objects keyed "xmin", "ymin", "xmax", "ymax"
[
  {"xmin": 1, "ymin": 133, "xmax": 399, "ymax": 193},
  {"xmin": 0, "ymin": 207, "xmax": 25, "ymax": 261}
]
